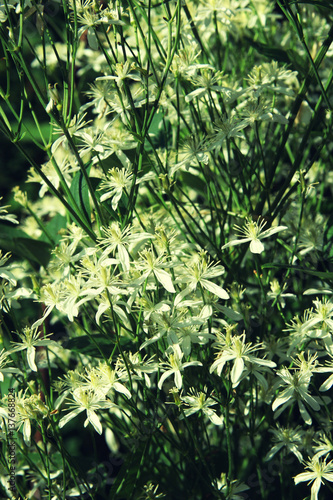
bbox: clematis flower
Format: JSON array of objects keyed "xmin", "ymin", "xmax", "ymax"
[
  {"xmin": 294, "ymin": 455, "xmax": 333, "ymax": 500},
  {"xmin": 98, "ymin": 167, "xmax": 133, "ymax": 210},
  {"xmin": 10, "ymin": 326, "xmax": 57, "ymax": 372},
  {"xmin": 222, "ymin": 217, "xmax": 288, "ymax": 254},
  {"xmin": 175, "ymin": 251, "xmax": 229, "ymax": 306},
  {"xmin": 133, "ymin": 247, "xmax": 176, "ymax": 294},
  {"xmin": 181, "ymin": 387, "xmax": 223, "ymax": 425},
  {"xmin": 272, "ymin": 366, "xmax": 321, "ymax": 425},
  {"xmin": 0, "ymin": 390, "xmax": 48, "ymax": 446},
  {"xmin": 0, "ymin": 349, "xmax": 21, "ymax": 381},
  {"xmin": 59, "ymin": 388, "xmax": 117, "ymax": 435},
  {"xmin": 210, "ymin": 332, "xmax": 276, "ymax": 387},
  {"xmin": 0, "ymin": 198, "xmax": 18, "ymax": 224},
  {"xmin": 158, "ymin": 344, "xmax": 202, "ymax": 390}
]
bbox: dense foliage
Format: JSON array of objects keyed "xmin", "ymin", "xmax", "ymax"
[{"xmin": 1, "ymin": 1, "xmax": 333, "ymax": 499}]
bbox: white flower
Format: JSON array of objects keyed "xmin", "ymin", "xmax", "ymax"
[
  {"xmin": 267, "ymin": 278, "xmax": 295, "ymax": 308},
  {"xmin": 222, "ymin": 217, "xmax": 288, "ymax": 254},
  {"xmin": 265, "ymin": 425, "xmax": 304, "ymax": 462},
  {"xmin": 303, "ymin": 297, "xmax": 333, "ymax": 331},
  {"xmin": 133, "ymin": 248, "xmax": 176, "ymax": 294},
  {"xmin": 0, "ymin": 198, "xmax": 18, "ymax": 224},
  {"xmin": 175, "ymin": 251, "xmax": 229, "ymax": 306},
  {"xmin": 98, "ymin": 167, "xmax": 133, "ymax": 210},
  {"xmin": 158, "ymin": 344, "xmax": 202, "ymax": 390},
  {"xmin": 98, "ymin": 222, "xmax": 152, "ymax": 272},
  {"xmin": 294, "ymin": 455, "xmax": 333, "ymax": 500},
  {"xmin": 59, "ymin": 388, "xmax": 117, "ymax": 435},
  {"xmin": 170, "ymin": 136, "xmax": 209, "ymax": 176},
  {"xmin": 96, "ymin": 61, "xmax": 141, "ymax": 88},
  {"xmin": 10, "ymin": 326, "xmax": 56, "ymax": 372},
  {"xmin": 272, "ymin": 366, "xmax": 320, "ymax": 425},
  {"xmin": 216, "ymin": 473, "xmax": 250, "ymax": 500},
  {"xmin": 0, "ymin": 391, "xmax": 48, "ymax": 446},
  {"xmin": 0, "ymin": 349, "xmax": 21, "ymax": 381},
  {"xmin": 0, "ymin": 251, "xmax": 17, "ymax": 285},
  {"xmin": 210, "ymin": 332, "xmax": 275, "ymax": 387},
  {"xmin": 315, "ymin": 353, "xmax": 333, "ymax": 392},
  {"xmin": 181, "ymin": 387, "xmax": 223, "ymax": 425}
]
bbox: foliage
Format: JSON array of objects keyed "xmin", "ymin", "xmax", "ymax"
[{"xmin": 1, "ymin": 0, "xmax": 333, "ymax": 499}]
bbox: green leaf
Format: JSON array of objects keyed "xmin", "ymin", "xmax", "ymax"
[
  {"xmin": 65, "ymin": 334, "xmax": 115, "ymax": 358},
  {"xmin": 244, "ymin": 37, "xmax": 306, "ymax": 75},
  {"xmin": 12, "ymin": 238, "xmax": 52, "ymax": 267},
  {"xmin": 39, "ymin": 213, "xmax": 67, "ymax": 245},
  {"xmin": 262, "ymin": 263, "xmax": 333, "ymax": 281},
  {"xmin": 0, "ymin": 224, "xmax": 52, "ymax": 267},
  {"xmin": 323, "ymin": 214, "xmax": 333, "ymax": 262},
  {"xmin": 0, "ymin": 222, "xmax": 29, "ymax": 241},
  {"xmin": 111, "ymin": 440, "xmax": 148, "ymax": 499},
  {"xmin": 70, "ymin": 170, "xmax": 91, "ymax": 226}
]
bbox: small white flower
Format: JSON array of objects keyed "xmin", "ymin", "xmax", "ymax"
[
  {"xmin": 210, "ymin": 332, "xmax": 275, "ymax": 387},
  {"xmin": 98, "ymin": 167, "xmax": 133, "ymax": 210},
  {"xmin": 181, "ymin": 387, "xmax": 223, "ymax": 425},
  {"xmin": 222, "ymin": 217, "xmax": 288, "ymax": 254},
  {"xmin": 0, "ymin": 349, "xmax": 21, "ymax": 381},
  {"xmin": 0, "ymin": 198, "xmax": 18, "ymax": 224},
  {"xmin": 158, "ymin": 344, "xmax": 202, "ymax": 390},
  {"xmin": 133, "ymin": 248, "xmax": 176, "ymax": 294},
  {"xmin": 59, "ymin": 388, "xmax": 117, "ymax": 435},
  {"xmin": 175, "ymin": 251, "xmax": 229, "ymax": 306},
  {"xmin": 272, "ymin": 366, "xmax": 320, "ymax": 425},
  {"xmin": 294, "ymin": 455, "xmax": 333, "ymax": 500},
  {"xmin": 10, "ymin": 326, "xmax": 56, "ymax": 372}
]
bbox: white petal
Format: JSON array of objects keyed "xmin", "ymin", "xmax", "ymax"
[
  {"xmin": 111, "ymin": 190, "xmax": 122, "ymax": 211},
  {"xmin": 185, "ymin": 88, "xmax": 206, "ymax": 102},
  {"xmin": 207, "ymin": 410, "xmax": 224, "ymax": 426},
  {"xmin": 222, "ymin": 237, "xmax": 251, "ymax": 250},
  {"xmin": 253, "ymin": 358, "xmax": 276, "ymax": 368},
  {"xmin": 260, "ymin": 225, "xmax": 288, "ymax": 239},
  {"xmin": 249, "ymin": 239, "xmax": 265, "ymax": 254},
  {"xmin": 310, "ymin": 477, "xmax": 322, "ymax": 500},
  {"xmin": 200, "ymin": 279, "xmax": 229, "ymax": 300},
  {"xmin": 154, "ymin": 269, "xmax": 175, "ymax": 293},
  {"xmin": 174, "ymin": 286, "xmax": 192, "ymax": 307},
  {"xmin": 231, "ymin": 358, "xmax": 244, "ymax": 386},
  {"xmin": 87, "ymin": 410, "xmax": 103, "ymax": 434},
  {"xmin": 174, "ymin": 371, "xmax": 183, "ymax": 389},
  {"xmin": 210, "ymin": 356, "xmax": 228, "ymax": 374},
  {"xmin": 27, "ymin": 346, "xmax": 37, "ymax": 372},
  {"xmin": 59, "ymin": 408, "xmax": 83, "ymax": 428},
  {"xmin": 319, "ymin": 375, "xmax": 333, "ymax": 392},
  {"xmin": 23, "ymin": 419, "xmax": 31, "ymax": 446},
  {"xmin": 113, "ymin": 382, "xmax": 131, "ymax": 399},
  {"xmin": 118, "ymin": 244, "xmax": 130, "ymax": 272},
  {"xmin": 302, "ymin": 392, "xmax": 320, "ymax": 411},
  {"xmin": 158, "ymin": 370, "xmax": 173, "ymax": 390},
  {"xmin": 100, "ymin": 191, "xmax": 113, "ymax": 203},
  {"xmin": 272, "ymin": 387, "xmax": 294, "ymax": 411},
  {"xmin": 298, "ymin": 400, "xmax": 312, "ymax": 425},
  {"xmin": 294, "ymin": 472, "xmax": 315, "ymax": 485}
]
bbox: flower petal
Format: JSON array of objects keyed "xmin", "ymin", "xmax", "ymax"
[
  {"xmin": 87, "ymin": 410, "xmax": 103, "ymax": 434},
  {"xmin": 154, "ymin": 269, "xmax": 175, "ymax": 293},
  {"xmin": 249, "ymin": 238, "xmax": 265, "ymax": 254},
  {"xmin": 200, "ymin": 279, "xmax": 229, "ymax": 300},
  {"xmin": 27, "ymin": 346, "xmax": 37, "ymax": 372}
]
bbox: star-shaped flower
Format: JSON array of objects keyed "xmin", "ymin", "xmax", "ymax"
[
  {"xmin": 222, "ymin": 217, "xmax": 287, "ymax": 254},
  {"xmin": 294, "ymin": 455, "xmax": 333, "ymax": 500}
]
